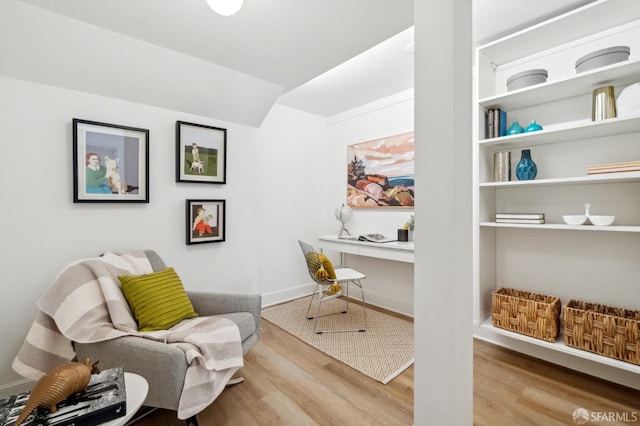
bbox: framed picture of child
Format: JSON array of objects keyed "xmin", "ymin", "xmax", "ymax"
[
  {"xmin": 73, "ymin": 118, "xmax": 150, "ymax": 203},
  {"xmin": 186, "ymin": 199, "xmax": 226, "ymax": 245},
  {"xmin": 176, "ymin": 121, "xmax": 227, "ymax": 184}
]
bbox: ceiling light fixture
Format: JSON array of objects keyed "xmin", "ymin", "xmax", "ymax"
[{"xmin": 206, "ymin": 0, "xmax": 244, "ymax": 16}]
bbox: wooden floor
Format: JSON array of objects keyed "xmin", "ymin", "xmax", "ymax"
[{"xmin": 134, "ymin": 310, "xmax": 640, "ymax": 425}]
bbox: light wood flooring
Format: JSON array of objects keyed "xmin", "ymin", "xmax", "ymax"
[{"xmin": 133, "ymin": 308, "xmax": 640, "ymax": 425}]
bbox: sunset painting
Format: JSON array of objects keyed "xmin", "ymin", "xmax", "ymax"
[{"xmin": 346, "ymin": 131, "xmax": 414, "ymax": 208}]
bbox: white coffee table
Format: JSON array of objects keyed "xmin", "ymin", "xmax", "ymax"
[{"xmin": 102, "ymin": 372, "xmax": 148, "ymax": 426}]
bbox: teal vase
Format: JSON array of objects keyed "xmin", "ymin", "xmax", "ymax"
[
  {"xmin": 516, "ymin": 149, "xmax": 537, "ymax": 180},
  {"xmin": 507, "ymin": 121, "xmax": 524, "ymax": 135},
  {"xmin": 525, "ymin": 120, "xmax": 543, "ymax": 132}
]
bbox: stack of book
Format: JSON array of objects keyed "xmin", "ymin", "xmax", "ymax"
[
  {"xmin": 486, "ymin": 107, "xmax": 507, "ymax": 139},
  {"xmin": 0, "ymin": 366, "xmax": 126, "ymax": 426},
  {"xmin": 495, "ymin": 213, "xmax": 545, "ymax": 224},
  {"xmin": 586, "ymin": 160, "xmax": 640, "ymax": 175}
]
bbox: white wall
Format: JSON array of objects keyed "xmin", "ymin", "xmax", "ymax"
[
  {"xmin": 324, "ymin": 89, "xmax": 415, "ymax": 316},
  {"xmin": 0, "ymin": 76, "xmax": 328, "ymax": 388}
]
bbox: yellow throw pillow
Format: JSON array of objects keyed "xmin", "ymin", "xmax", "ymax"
[
  {"xmin": 118, "ymin": 267, "xmax": 198, "ymax": 332},
  {"xmin": 315, "ymin": 253, "xmax": 337, "ymax": 280}
]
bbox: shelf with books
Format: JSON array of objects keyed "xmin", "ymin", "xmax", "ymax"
[{"xmin": 478, "ymin": 114, "xmax": 640, "ymax": 148}]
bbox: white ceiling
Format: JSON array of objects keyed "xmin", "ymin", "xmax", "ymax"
[{"xmin": 10, "ymin": 0, "xmax": 596, "ymax": 122}]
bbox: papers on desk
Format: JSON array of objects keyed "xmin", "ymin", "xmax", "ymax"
[{"xmin": 358, "ymin": 233, "xmax": 396, "ymax": 243}]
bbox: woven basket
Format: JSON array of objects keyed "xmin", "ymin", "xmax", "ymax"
[
  {"xmin": 491, "ymin": 288, "xmax": 561, "ymax": 342},
  {"xmin": 563, "ymin": 300, "xmax": 640, "ymax": 365}
]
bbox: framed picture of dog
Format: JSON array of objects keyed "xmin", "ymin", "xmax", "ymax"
[
  {"xmin": 176, "ymin": 121, "xmax": 227, "ymax": 184},
  {"xmin": 186, "ymin": 199, "xmax": 226, "ymax": 245},
  {"xmin": 72, "ymin": 118, "xmax": 149, "ymax": 203}
]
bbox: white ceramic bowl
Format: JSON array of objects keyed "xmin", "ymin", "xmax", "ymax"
[
  {"xmin": 563, "ymin": 215, "xmax": 588, "ymax": 225},
  {"xmin": 588, "ymin": 215, "xmax": 615, "ymax": 226}
]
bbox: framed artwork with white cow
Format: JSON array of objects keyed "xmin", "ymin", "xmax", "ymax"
[
  {"xmin": 346, "ymin": 131, "xmax": 414, "ymax": 208},
  {"xmin": 72, "ymin": 118, "xmax": 149, "ymax": 203},
  {"xmin": 176, "ymin": 121, "xmax": 227, "ymax": 184}
]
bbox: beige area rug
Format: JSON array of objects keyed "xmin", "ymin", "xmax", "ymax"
[{"xmin": 262, "ymin": 296, "xmax": 414, "ymax": 384}]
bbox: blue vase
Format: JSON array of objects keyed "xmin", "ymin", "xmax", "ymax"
[
  {"xmin": 525, "ymin": 120, "xmax": 543, "ymax": 132},
  {"xmin": 506, "ymin": 121, "xmax": 524, "ymax": 135},
  {"xmin": 516, "ymin": 149, "xmax": 537, "ymax": 180}
]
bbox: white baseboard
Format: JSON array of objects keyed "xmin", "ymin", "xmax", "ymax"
[
  {"xmin": 261, "ymin": 282, "xmax": 316, "ymax": 308},
  {"xmin": 0, "ymin": 377, "xmax": 33, "ymax": 398}
]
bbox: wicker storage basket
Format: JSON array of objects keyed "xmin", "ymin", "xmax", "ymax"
[
  {"xmin": 563, "ymin": 300, "xmax": 640, "ymax": 365},
  {"xmin": 491, "ymin": 288, "xmax": 561, "ymax": 342}
]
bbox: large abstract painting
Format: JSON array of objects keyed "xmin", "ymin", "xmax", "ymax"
[{"xmin": 347, "ymin": 131, "xmax": 414, "ymax": 208}]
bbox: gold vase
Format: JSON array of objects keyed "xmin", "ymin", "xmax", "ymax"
[{"xmin": 592, "ymin": 86, "xmax": 616, "ymax": 121}]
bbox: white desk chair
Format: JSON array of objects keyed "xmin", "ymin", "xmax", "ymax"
[{"xmin": 298, "ymin": 240, "xmax": 367, "ymax": 334}]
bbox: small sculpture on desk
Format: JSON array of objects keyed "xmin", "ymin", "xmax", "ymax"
[{"xmin": 335, "ymin": 203, "xmax": 354, "ymax": 238}]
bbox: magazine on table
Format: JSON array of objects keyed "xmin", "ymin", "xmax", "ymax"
[{"xmin": 358, "ymin": 233, "xmax": 396, "ymax": 243}]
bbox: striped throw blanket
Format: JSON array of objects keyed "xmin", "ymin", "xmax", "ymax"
[{"xmin": 12, "ymin": 251, "xmax": 243, "ymax": 420}]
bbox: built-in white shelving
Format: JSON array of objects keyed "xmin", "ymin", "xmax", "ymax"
[
  {"xmin": 479, "ymin": 320, "xmax": 640, "ymax": 374},
  {"xmin": 479, "ymin": 115, "xmax": 640, "ymax": 149},
  {"xmin": 479, "ymin": 60, "xmax": 640, "ymax": 111},
  {"xmin": 480, "ymin": 171, "xmax": 640, "ymax": 187},
  {"xmin": 473, "ymin": 0, "xmax": 640, "ymax": 390},
  {"xmin": 480, "ymin": 222, "xmax": 640, "ymax": 233}
]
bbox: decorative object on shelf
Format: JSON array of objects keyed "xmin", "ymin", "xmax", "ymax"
[
  {"xmin": 506, "ymin": 69, "xmax": 548, "ymax": 91},
  {"xmin": 506, "ymin": 121, "xmax": 524, "ymax": 135},
  {"xmin": 524, "ymin": 120, "xmax": 543, "ymax": 132},
  {"xmin": 562, "ymin": 203, "xmax": 615, "ymax": 226},
  {"xmin": 495, "ymin": 212, "xmax": 544, "ymax": 224},
  {"xmin": 205, "ymin": 0, "xmax": 244, "ymax": 16},
  {"xmin": 575, "ymin": 45, "xmax": 630, "ymax": 73},
  {"xmin": 515, "ymin": 149, "xmax": 537, "ymax": 180},
  {"xmin": 493, "ymin": 151, "xmax": 511, "ymax": 182},
  {"xmin": 486, "ymin": 107, "xmax": 507, "ymax": 138},
  {"xmin": 491, "ymin": 288, "xmax": 560, "ymax": 342},
  {"xmin": 347, "ymin": 131, "xmax": 414, "ymax": 208},
  {"xmin": 592, "ymin": 86, "xmax": 617, "ymax": 121},
  {"xmin": 186, "ymin": 199, "xmax": 226, "ymax": 244},
  {"xmin": 563, "ymin": 299, "xmax": 640, "ymax": 365},
  {"xmin": 616, "ymin": 82, "xmax": 640, "ymax": 117},
  {"xmin": 562, "ymin": 213, "xmax": 589, "ymax": 226},
  {"xmin": 73, "ymin": 118, "xmax": 149, "ymax": 203},
  {"xmin": 397, "ymin": 228, "xmax": 409, "ymax": 242},
  {"xmin": 586, "ymin": 160, "xmax": 640, "ymax": 175},
  {"xmin": 176, "ymin": 121, "xmax": 227, "ymax": 184},
  {"xmin": 335, "ymin": 203, "xmax": 354, "ymax": 237}
]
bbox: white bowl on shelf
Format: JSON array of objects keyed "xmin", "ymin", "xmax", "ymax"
[
  {"xmin": 588, "ymin": 215, "xmax": 615, "ymax": 226},
  {"xmin": 562, "ymin": 215, "xmax": 588, "ymax": 225}
]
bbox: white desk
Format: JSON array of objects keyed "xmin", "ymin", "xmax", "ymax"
[
  {"xmin": 318, "ymin": 235, "xmax": 414, "ymax": 263},
  {"xmin": 104, "ymin": 373, "xmax": 148, "ymax": 426}
]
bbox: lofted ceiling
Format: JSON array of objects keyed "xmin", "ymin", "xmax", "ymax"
[{"xmin": 5, "ymin": 0, "xmax": 596, "ymax": 125}]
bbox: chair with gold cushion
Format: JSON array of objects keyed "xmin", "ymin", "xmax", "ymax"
[{"xmin": 298, "ymin": 240, "xmax": 367, "ymax": 334}]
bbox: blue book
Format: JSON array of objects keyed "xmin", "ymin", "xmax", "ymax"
[{"xmin": 499, "ymin": 109, "xmax": 507, "ymax": 137}]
